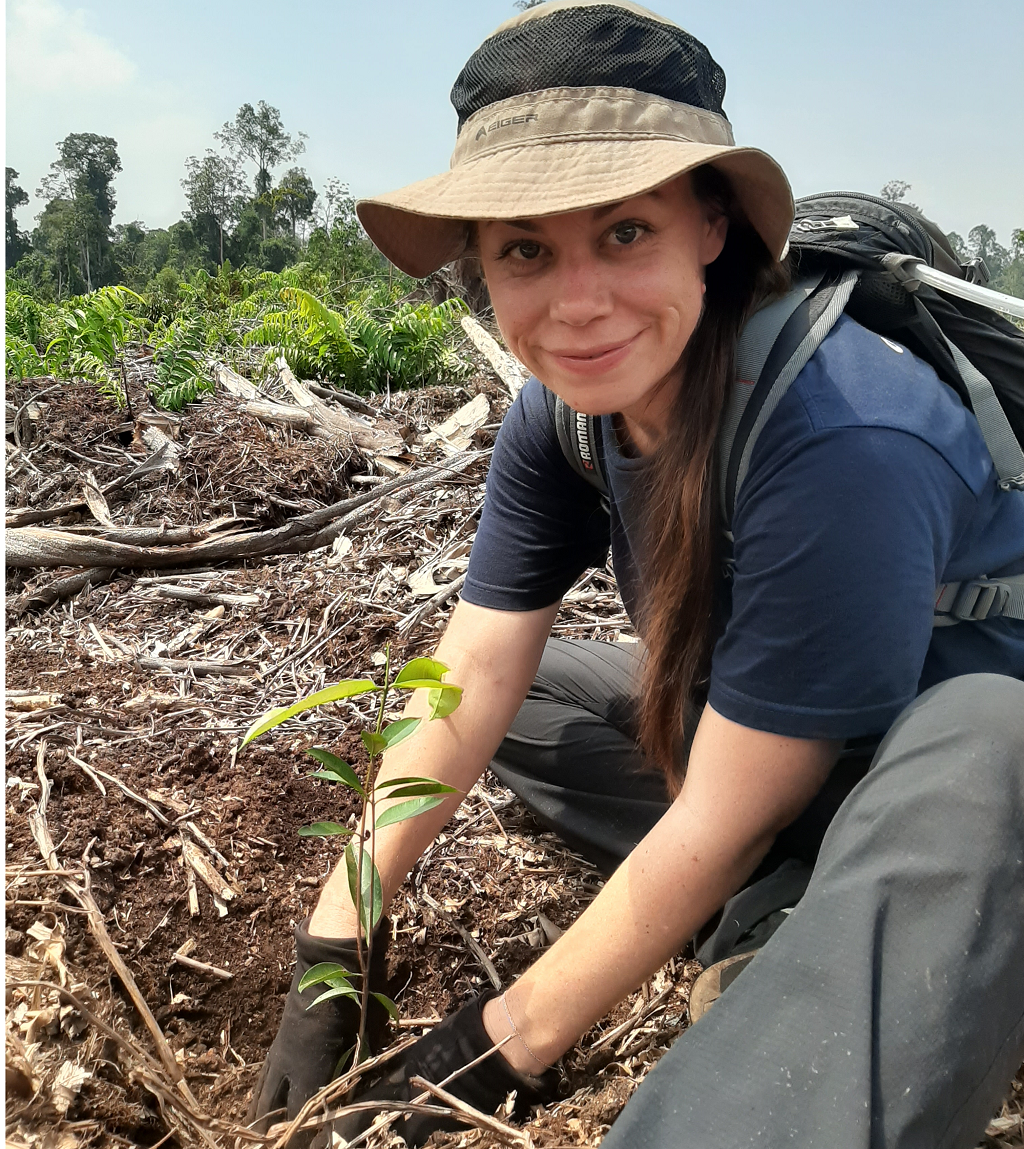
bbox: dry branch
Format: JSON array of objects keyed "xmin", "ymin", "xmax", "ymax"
[
  {"xmin": 13, "ymin": 566, "xmax": 115, "ymax": 614},
  {"xmin": 461, "ymin": 316, "xmax": 529, "ymax": 399},
  {"xmin": 152, "ymin": 584, "xmax": 261, "ymax": 609},
  {"xmin": 137, "ymin": 656, "xmax": 257, "ymax": 677},
  {"xmin": 6, "ymin": 442, "xmax": 178, "ymax": 529},
  {"xmin": 6, "ymin": 450, "xmax": 487, "ymax": 569}
]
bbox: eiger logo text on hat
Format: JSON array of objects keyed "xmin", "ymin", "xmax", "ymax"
[{"xmin": 475, "ymin": 112, "xmax": 539, "ymax": 141}]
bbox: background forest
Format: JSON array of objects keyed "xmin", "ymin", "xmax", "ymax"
[
  {"xmin": 4, "ymin": 102, "xmax": 1023, "ymax": 414},
  {"xmin": 4, "ymin": 102, "xmax": 479, "ymax": 411}
]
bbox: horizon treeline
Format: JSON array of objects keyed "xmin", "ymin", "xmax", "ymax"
[
  {"xmin": 4, "ymin": 112, "xmax": 1023, "ymax": 306},
  {"xmin": 5, "ymin": 101, "xmax": 389, "ymax": 304}
]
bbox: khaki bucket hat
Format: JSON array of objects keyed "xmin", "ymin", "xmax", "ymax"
[{"xmin": 356, "ymin": 0, "xmax": 795, "ymax": 278}]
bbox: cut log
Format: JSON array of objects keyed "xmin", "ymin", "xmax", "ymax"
[
  {"xmin": 5, "ymin": 450, "xmax": 486, "ymax": 570},
  {"xmin": 461, "ymin": 316, "xmax": 529, "ymax": 399},
  {"xmin": 275, "ymin": 358, "xmax": 405, "ymax": 454}
]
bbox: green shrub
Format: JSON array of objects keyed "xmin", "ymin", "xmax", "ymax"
[{"xmin": 246, "ymin": 285, "xmax": 470, "ymax": 392}]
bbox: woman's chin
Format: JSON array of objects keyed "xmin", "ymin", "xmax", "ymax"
[{"xmin": 542, "ymin": 373, "xmax": 653, "ymax": 418}]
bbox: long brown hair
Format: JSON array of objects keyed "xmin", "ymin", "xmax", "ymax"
[{"xmin": 636, "ymin": 166, "xmax": 790, "ymax": 794}]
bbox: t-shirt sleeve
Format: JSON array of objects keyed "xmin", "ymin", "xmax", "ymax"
[
  {"xmin": 708, "ymin": 425, "xmax": 978, "ymax": 739},
  {"xmin": 462, "ymin": 378, "xmax": 611, "ymax": 611}
]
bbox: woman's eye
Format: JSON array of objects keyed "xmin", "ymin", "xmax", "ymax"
[
  {"xmin": 611, "ymin": 222, "xmax": 643, "ymax": 245},
  {"xmin": 514, "ymin": 241, "xmax": 542, "ymax": 260}
]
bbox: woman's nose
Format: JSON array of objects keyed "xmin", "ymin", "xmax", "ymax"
[{"xmin": 548, "ymin": 255, "xmax": 614, "ymax": 327}]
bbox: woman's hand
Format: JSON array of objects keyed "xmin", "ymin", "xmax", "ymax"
[{"xmin": 482, "ymin": 705, "xmax": 841, "ymax": 1070}]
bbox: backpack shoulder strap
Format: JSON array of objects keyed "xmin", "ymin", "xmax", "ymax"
[
  {"xmin": 720, "ymin": 270, "xmax": 859, "ymax": 530},
  {"xmin": 553, "ymin": 393, "xmax": 610, "ymax": 500}
]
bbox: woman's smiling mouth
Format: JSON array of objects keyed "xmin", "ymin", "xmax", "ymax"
[{"xmin": 548, "ymin": 332, "xmax": 642, "ymax": 374}]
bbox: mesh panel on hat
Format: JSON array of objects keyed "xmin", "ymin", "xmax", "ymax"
[{"xmin": 451, "ymin": 4, "xmax": 727, "ymax": 130}]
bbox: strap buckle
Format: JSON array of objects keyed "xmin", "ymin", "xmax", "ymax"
[{"xmin": 936, "ymin": 579, "xmax": 1011, "ymax": 622}]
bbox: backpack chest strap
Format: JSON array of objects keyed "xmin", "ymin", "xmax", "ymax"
[{"xmin": 934, "ymin": 575, "xmax": 1024, "ymax": 624}]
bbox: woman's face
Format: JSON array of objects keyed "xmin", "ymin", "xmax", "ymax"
[{"xmin": 477, "ymin": 176, "xmax": 728, "ymax": 426}]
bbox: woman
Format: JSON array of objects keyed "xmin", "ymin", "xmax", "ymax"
[{"xmin": 250, "ymin": 2, "xmax": 1024, "ymax": 1145}]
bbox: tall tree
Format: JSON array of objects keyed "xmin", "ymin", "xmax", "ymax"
[
  {"xmin": 215, "ymin": 102, "xmax": 306, "ymax": 239},
  {"xmin": 276, "ymin": 167, "xmax": 317, "ymax": 238},
  {"xmin": 37, "ymin": 133, "xmax": 122, "ymax": 292},
  {"xmin": 181, "ymin": 150, "xmax": 246, "ymax": 266},
  {"xmin": 966, "ymin": 224, "xmax": 1008, "ymax": 278},
  {"xmin": 32, "ymin": 197, "xmax": 84, "ymax": 297},
  {"xmin": 6, "ymin": 167, "xmax": 31, "ymax": 267}
]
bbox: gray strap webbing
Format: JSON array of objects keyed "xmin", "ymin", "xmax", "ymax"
[
  {"xmin": 718, "ymin": 274, "xmax": 823, "ymax": 520},
  {"xmin": 730, "ymin": 269, "xmax": 860, "ymax": 513},
  {"xmin": 934, "ymin": 574, "xmax": 1024, "ymax": 623},
  {"xmin": 940, "ymin": 335, "xmax": 1024, "ymax": 491}
]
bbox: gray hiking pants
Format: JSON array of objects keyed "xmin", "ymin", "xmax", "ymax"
[{"xmin": 491, "ymin": 639, "xmax": 1024, "ymax": 1149}]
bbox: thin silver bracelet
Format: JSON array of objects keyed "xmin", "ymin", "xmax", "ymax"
[{"xmin": 500, "ymin": 992, "xmax": 547, "ymax": 1069}]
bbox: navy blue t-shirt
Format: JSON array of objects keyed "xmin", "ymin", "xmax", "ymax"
[{"xmin": 463, "ymin": 314, "xmax": 1024, "ymax": 741}]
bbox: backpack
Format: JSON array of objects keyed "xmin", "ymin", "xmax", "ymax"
[{"xmin": 553, "ymin": 191, "xmax": 1024, "ymax": 625}]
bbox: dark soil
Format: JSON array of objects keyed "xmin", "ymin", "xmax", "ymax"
[{"xmin": 7, "ymin": 371, "xmax": 1021, "ymax": 1149}]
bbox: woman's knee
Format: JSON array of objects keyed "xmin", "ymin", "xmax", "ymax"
[
  {"xmin": 903, "ymin": 672, "xmax": 1024, "ymax": 764},
  {"xmin": 864, "ymin": 673, "xmax": 1024, "ymax": 826}
]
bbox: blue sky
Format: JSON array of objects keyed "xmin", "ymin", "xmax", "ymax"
[{"xmin": 7, "ymin": 0, "xmax": 1023, "ymax": 247}]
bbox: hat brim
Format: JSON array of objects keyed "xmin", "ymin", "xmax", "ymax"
[{"xmin": 357, "ymin": 140, "xmax": 793, "ymax": 278}]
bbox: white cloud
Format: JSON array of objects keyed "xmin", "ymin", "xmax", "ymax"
[{"xmin": 6, "ymin": 0, "xmax": 136, "ymax": 94}]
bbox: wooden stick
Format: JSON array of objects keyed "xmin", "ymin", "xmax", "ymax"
[
  {"xmin": 397, "ymin": 574, "xmax": 467, "ymax": 635},
  {"xmin": 24, "ymin": 743, "xmax": 201, "ymax": 1106},
  {"xmin": 137, "ymin": 656, "xmax": 256, "ymax": 677},
  {"xmin": 174, "ymin": 942, "xmax": 234, "ymax": 978},
  {"xmin": 77, "ymin": 760, "xmax": 170, "ymax": 826},
  {"xmin": 152, "ymin": 585, "xmax": 261, "ymax": 609},
  {"xmin": 408, "ymin": 1077, "xmax": 532, "ymax": 1145},
  {"xmin": 180, "ymin": 837, "xmax": 238, "ymax": 903}
]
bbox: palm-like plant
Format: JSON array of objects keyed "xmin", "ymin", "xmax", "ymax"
[{"xmin": 246, "ymin": 286, "xmax": 470, "ymax": 392}]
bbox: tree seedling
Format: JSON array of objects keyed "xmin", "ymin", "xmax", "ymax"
[{"xmin": 240, "ymin": 647, "xmax": 462, "ymax": 1064}]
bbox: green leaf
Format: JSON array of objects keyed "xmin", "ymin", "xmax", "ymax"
[
  {"xmin": 372, "ymin": 992, "xmax": 400, "ymax": 1021},
  {"xmin": 361, "ymin": 730, "xmax": 387, "ymax": 758},
  {"xmin": 374, "ymin": 781, "xmax": 460, "ymax": 799},
  {"xmin": 428, "ymin": 684, "xmax": 463, "ymax": 720},
  {"xmin": 375, "ymin": 795, "xmax": 445, "ymax": 829},
  {"xmin": 307, "ymin": 748, "xmax": 365, "ymax": 796},
  {"xmin": 381, "ymin": 717, "xmax": 421, "ymax": 750},
  {"xmin": 344, "ymin": 843, "xmax": 383, "ymax": 935},
  {"xmin": 298, "ymin": 821, "xmax": 351, "ymax": 838},
  {"xmin": 389, "ymin": 678, "xmax": 446, "ymax": 691},
  {"xmin": 297, "ymin": 962, "xmax": 353, "ymax": 993},
  {"xmin": 394, "ymin": 657, "xmax": 450, "ymax": 686},
  {"xmin": 241, "ymin": 679, "xmax": 379, "ymax": 745},
  {"xmin": 308, "ymin": 984, "xmax": 361, "ymax": 1010}
]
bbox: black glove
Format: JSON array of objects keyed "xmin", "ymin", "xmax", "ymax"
[
  {"xmin": 247, "ymin": 917, "xmax": 391, "ymax": 1137},
  {"xmin": 331, "ymin": 992, "xmax": 558, "ymax": 1147}
]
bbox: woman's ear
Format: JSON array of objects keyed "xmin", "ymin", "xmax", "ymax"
[{"xmin": 700, "ymin": 209, "xmax": 729, "ymax": 267}]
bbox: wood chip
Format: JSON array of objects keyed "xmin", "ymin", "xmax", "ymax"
[{"xmin": 180, "ymin": 837, "xmax": 239, "ymax": 904}]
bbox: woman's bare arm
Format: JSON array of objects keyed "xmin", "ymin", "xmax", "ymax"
[
  {"xmin": 483, "ymin": 704, "xmax": 841, "ymax": 1071},
  {"xmin": 308, "ymin": 598, "xmax": 559, "ymax": 938}
]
